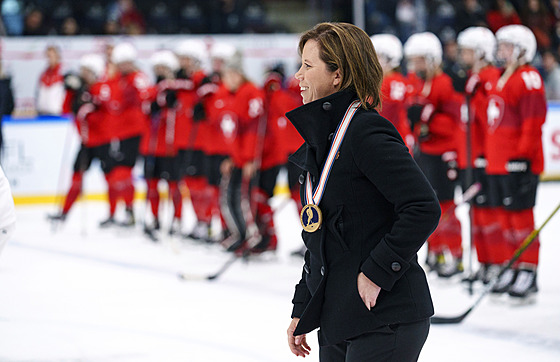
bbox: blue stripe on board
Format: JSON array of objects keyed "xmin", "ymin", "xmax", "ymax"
[{"xmin": 2, "ymin": 115, "xmax": 72, "ymax": 124}]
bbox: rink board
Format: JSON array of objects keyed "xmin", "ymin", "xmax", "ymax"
[{"xmin": 3, "ymin": 105, "xmax": 560, "ymax": 205}]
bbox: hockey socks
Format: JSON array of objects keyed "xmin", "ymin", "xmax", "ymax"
[{"xmin": 61, "ymin": 172, "xmax": 84, "ymax": 215}]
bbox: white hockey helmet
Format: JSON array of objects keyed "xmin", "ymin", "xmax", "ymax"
[
  {"xmin": 150, "ymin": 50, "xmax": 179, "ymax": 72},
  {"xmin": 210, "ymin": 42, "xmax": 237, "ymax": 60},
  {"xmin": 403, "ymin": 32, "xmax": 443, "ymax": 68},
  {"xmin": 174, "ymin": 39, "xmax": 207, "ymax": 62},
  {"xmin": 111, "ymin": 42, "xmax": 137, "ymax": 64},
  {"xmin": 457, "ymin": 26, "xmax": 496, "ymax": 63},
  {"xmin": 370, "ymin": 34, "xmax": 403, "ymax": 69},
  {"xmin": 79, "ymin": 53, "xmax": 105, "ymax": 78},
  {"xmin": 495, "ymin": 24, "xmax": 537, "ymax": 64}
]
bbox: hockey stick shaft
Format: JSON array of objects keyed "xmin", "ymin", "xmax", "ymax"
[
  {"xmin": 431, "ymin": 201, "xmax": 560, "ymax": 324},
  {"xmin": 178, "ymin": 253, "xmax": 241, "ymax": 281}
]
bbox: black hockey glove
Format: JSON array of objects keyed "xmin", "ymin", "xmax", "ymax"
[
  {"xmin": 193, "ymin": 102, "xmax": 206, "ymax": 122},
  {"xmin": 165, "ymin": 90, "xmax": 178, "ymax": 108},
  {"xmin": 64, "ymin": 73, "xmax": 83, "ymax": 91},
  {"xmin": 150, "ymin": 101, "xmax": 162, "ymax": 117},
  {"xmin": 407, "ymin": 104, "xmax": 423, "ymax": 129}
]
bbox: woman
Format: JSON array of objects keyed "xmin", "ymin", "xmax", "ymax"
[{"xmin": 286, "ymin": 23, "xmax": 441, "ymax": 361}]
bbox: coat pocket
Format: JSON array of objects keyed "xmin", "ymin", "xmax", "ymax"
[{"xmin": 329, "ymin": 204, "xmax": 349, "ymax": 252}]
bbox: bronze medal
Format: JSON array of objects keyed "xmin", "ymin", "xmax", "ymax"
[{"xmin": 300, "ymin": 204, "xmax": 322, "ymax": 232}]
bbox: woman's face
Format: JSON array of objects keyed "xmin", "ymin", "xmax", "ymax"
[{"xmin": 295, "ymin": 39, "xmax": 341, "ymax": 104}]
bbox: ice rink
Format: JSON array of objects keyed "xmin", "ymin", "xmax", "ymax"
[{"xmin": 1, "ymin": 182, "xmax": 559, "ymax": 361}]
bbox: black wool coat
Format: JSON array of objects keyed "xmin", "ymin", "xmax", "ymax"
[{"xmin": 287, "ymin": 89, "xmax": 441, "ymax": 346}]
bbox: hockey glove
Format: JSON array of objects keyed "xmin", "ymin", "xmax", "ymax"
[
  {"xmin": 193, "ymin": 102, "xmax": 206, "ymax": 122},
  {"xmin": 504, "ymin": 159, "xmax": 537, "ymax": 210},
  {"xmin": 165, "ymin": 90, "xmax": 178, "ymax": 108},
  {"xmin": 64, "ymin": 73, "xmax": 83, "ymax": 91},
  {"xmin": 407, "ymin": 104, "xmax": 423, "ymax": 129}
]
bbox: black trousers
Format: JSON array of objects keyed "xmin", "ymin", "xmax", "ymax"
[{"xmin": 319, "ymin": 319, "xmax": 430, "ymax": 362}]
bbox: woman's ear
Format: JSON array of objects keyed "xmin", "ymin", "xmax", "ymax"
[{"xmin": 333, "ymin": 69, "xmax": 342, "ymax": 88}]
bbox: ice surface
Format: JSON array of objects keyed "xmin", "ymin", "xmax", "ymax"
[{"xmin": 1, "ymin": 183, "xmax": 559, "ymax": 361}]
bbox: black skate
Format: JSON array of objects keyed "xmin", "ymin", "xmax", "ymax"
[
  {"xmin": 508, "ymin": 268, "xmax": 538, "ymax": 299},
  {"xmin": 99, "ymin": 217, "xmax": 116, "ymax": 228},
  {"xmin": 437, "ymin": 257, "xmax": 464, "ymax": 278},
  {"xmin": 120, "ymin": 208, "xmax": 135, "ymax": 227},
  {"xmin": 168, "ymin": 218, "xmax": 181, "ymax": 236},
  {"xmin": 143, "ymin": 219, "xmax": 160, "ymax": 242},
  {"xmin": 491, "ymin": 268, "xmax": 518, "ymax": 294},
  {"xmin": 47, "ymin": 213, "xmax": 67, "ymax": 222}
]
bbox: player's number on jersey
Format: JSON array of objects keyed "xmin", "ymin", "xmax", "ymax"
[{"xmin": 521, "ymin": 71, "xmax": 542, "ymax": 91}]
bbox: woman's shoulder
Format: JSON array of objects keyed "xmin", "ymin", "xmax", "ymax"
[{"xmin": 351, "ymin": 108, "xmax": 400, "ymax": 135}]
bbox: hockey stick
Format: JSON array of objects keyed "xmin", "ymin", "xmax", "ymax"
[
  {"xmin": 177, "ymin": 252, "xmax": 244, "ymax": 281},
  {"xmin": 431, "ymin": 201, "xmax": 560, "ymax": 324}
]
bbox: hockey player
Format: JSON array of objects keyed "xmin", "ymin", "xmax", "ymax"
[
  {"xmin": 215, "ymin": 51, "xmax": 277, "ymax": 253},
  {"xmin": 142, "ymin": 50, "xmax": 185, "ymax": 236},
  {"xmin": 486, "ymin": 25, "xmax": 546, "ymax": 298},
  {"xmin": 266, "ymin": 69, "xmax": 304, "ymax": 209},
  {"xmin": 48, "ymin": 54, "xmax": 111, "ymax": 223},
  {"xmin": 404, "ymin": 32, "xmax": 464, "ymax": 277},
  {"xmin": 174, "ymin": 39, "xmax": 215, "ymax": 241},
  {"xmin": 456, "ymin": 27, "xmax": 503, "ymax": 283},
  {"xmin": 102, "ymin": 42, "xmax": 151, "ymax": 227},
  {"xmin": 370, "ymin": 34, "xmax": 414, "ymax": 151}
]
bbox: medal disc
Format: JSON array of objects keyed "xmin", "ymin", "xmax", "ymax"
[{"xmin": 300, "ymin": 204, "xmax": 322, "ymax": 232}]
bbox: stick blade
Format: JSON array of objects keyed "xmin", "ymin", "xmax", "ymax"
[{"xmin": 430, "ymin": 308, "xmax": 471, "ymax": 325}]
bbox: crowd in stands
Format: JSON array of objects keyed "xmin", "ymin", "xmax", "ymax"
[{"xmin": 0, "ymin": 0, "xmax": 279, "ymax": 36}]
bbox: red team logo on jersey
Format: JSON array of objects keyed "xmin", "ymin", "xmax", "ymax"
[{"xmin": 486, "ymin": 95, "xmax": 505, "ymax": 133}]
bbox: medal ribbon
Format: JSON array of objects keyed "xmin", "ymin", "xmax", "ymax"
[{"xmin": 304, "ymin": 100, "xmax": 361, "ymax": 205}]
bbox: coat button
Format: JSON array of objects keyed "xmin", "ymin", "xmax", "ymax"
[
  {"xmin": 304, "ymin": 264, "xmax": 310, "ymax": 274},
  {"xmin": 320, "ymin": 266, "xmax": 325, "ymax": 276},
  {"xmin": 299, "ymin": 174, "xmax": 305, "ymax": 184},
  {"xmin": 391, "ymin": 262, "xmax": 401, "ymax": 272},
  {"xmin": 322, "ymin": 102, "xmax": 332, "ymax": 111},
  {"xmin": 328, "ymin": 133, "xmax": 334, "ymax": 141}
]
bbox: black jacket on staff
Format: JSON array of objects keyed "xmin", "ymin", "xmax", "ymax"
[{"xmin": 287, "ymin": 89, "xmax": 441, "ymax": 346}]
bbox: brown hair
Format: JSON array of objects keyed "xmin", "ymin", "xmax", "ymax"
[{"xmin": 298, "ymin": 22, "xmax": 383, "ymax": 109}]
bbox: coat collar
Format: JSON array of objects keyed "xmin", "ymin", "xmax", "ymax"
[{"xmin": 287, "ymin": 89, "xmax": 359, "ymax": 177}]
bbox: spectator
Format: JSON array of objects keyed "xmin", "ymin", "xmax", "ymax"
[
  {"xmin": 454, "ymin": 0, "xmax": 487, "ymax": 33},
  {"xmin": 486, "ymin": 0, "xmax": 521, "ymax": 33},
  {"xmin": 1, "ymin": 0, "xmax": 24, "ymax": 35},
  {"xmin": 542, "ymin": 49, "xmax": 560, "ymax": 100},
  {"xmin": 396, "ymin": 0, "xmax": 418, "ymax": 41},
  {"xmin": 59, "ymin": 16, "xmax": 79, "ymax": 36},
  {"xmin": 520, "ymin": 0, "xmax": 554, "ymax": 50},
  {"xmin": 208, "ymin": 0, "xmax": 246, "ymax": 33},
  {"xmin": 23, "ymin": 7, "xmax": 49, "ymax": 35},
  {"xmin": 36, "ymin": 45, "xmax": 64, "ymax": 115},
  {"xmin": 107, "ymin": 0, "xmax": 145, "ymax": 34}
]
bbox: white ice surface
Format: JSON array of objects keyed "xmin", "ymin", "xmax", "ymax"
[{"xmin": 1, "ymin": 183, "xmax": 559, "ymax": 361}]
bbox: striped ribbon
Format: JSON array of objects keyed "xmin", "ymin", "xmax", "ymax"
[{"xmin": 305, "ymin": 100, "xmax": 361, "ymax": 205}]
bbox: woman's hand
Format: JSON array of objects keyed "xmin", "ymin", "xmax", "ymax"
[
  {"xmin": 357, "ymin": 272, "xmax": 382, "ymax": 310},
  {"xmin": 287, "ymin": 318, "xmax": 311, "ymax": 357}
]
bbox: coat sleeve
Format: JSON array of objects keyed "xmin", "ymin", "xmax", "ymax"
[
  {"xmin": 291, "ymin": 250, "xmax": 312, "ymax": 318},
  {"xmin": 350, "ymin": 115, "xmax": 441, "ymax": 291}
]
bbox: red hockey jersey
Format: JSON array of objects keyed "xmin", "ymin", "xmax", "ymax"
[
  {"xmin": 73, "ymin": 81, "xmax": 120, "ymax": 147},
  {"xmin": 485, "ymin": 65, "xmax": 547, "ymax": 175},
  {"xmin": 409, "ymin": 72, "xmax": 464, "ymax": 155},
  {"xmin": 266, "ymin": 86, "xmax": 303, "ymax": 159},
  {"xmin": 112, "ymin": 70, "xmax": 151, "ymax": 140},
  {"xmin": 457, "ymin": 66, "xmax": 501, "ymax": 169},
  {"xmin": 206, "ymin": 81, "xmax": 268, "ymax": 168},
  {"xmin": 379, "ymin": 71, "xmax": 413, "ymax": 143}
]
